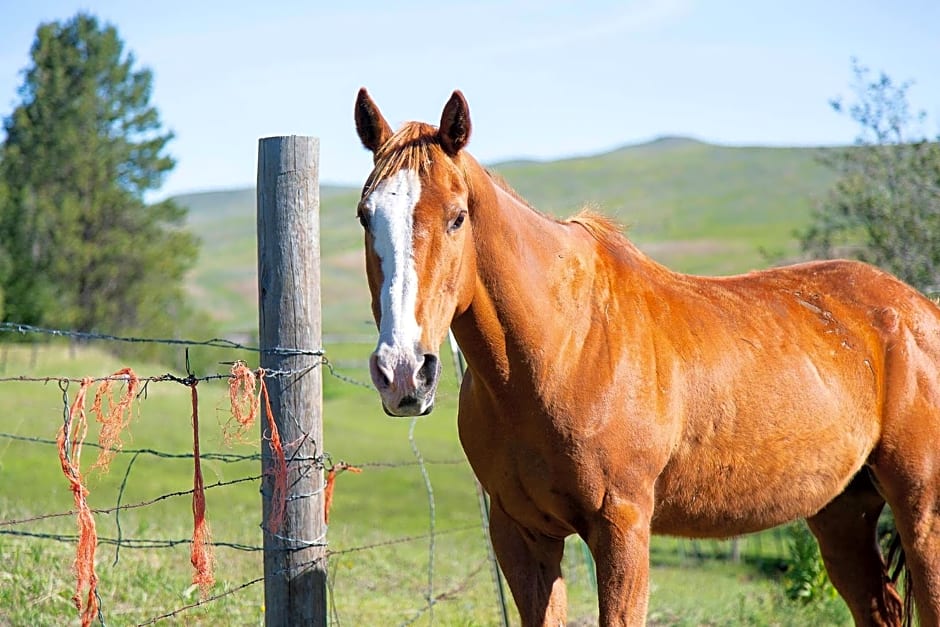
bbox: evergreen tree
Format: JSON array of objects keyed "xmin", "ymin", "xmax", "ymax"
[
  {"xmin": 0, "ymin": 177, "xmax": 8, "ymax": 319},
  {"xmin": 801, "ymin": 60, "xmax": 940, "ymax": 294},
  {"xmin": 0, "ymin": 12, "xmax": 199, "ymax": 337}
]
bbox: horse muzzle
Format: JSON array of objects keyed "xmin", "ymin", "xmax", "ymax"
[{"xmin": 369, "ymin": 346, "xmax": 441, "ymax": 417}]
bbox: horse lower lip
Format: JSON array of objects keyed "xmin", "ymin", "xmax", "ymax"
[{"xmin": 380, "ymin": 399, "xmax": 433, "ymax": 417}]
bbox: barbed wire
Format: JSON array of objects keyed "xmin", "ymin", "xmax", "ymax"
[
  {"xmin": 0, "ymin": 529, "xmax": 265, "ymax": 552},
  {"xmin": 321, "ymin": 357, "xmax": 374, "ymax": 389},
  {"xmin": 0, "ymin": 432, "xmax": 259, "ymax": 462},
  {"xmin": 136, "ymin": 575, "xmax": 265, "ymax": 626},
  {"xmin": 0, "ymin": 318, "xmax": 385, "ymax": 391},
  {"xmin": 0, "ymin": 366, "xmax": 317, "ymax": 386},
  {"xmin": 135, "ymin": 525, "xmax": 480, "ymax": 626},
  {"xmin": 1, "ymin": 485, "xmax": 478, "ymax": 555},
  {"xmin": 0, "ymin": 435, "xmax": 477, "ymax": 624},
  {"xmin": 0, "ymin": 324, "xmax": 483, "ymax": 625},
  {"xmin": 0, "ymin": 321, "xmax": 322, "ymax": 356},
  {"xmin": 0, "ymin": 353, "xmax": 373, "ymax": 392},
  {"xmin": 0, "ymin": 474, "xmax": 262, "ymax": 528},
  {"xmin": 0, "ymin": 431, "xmax": 465, "ymax": 468}
]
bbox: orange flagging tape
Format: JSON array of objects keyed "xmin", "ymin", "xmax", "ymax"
[
  {"xmin": 324, "ymin": 462, "xmax": 362, "ymax": 525},
  {"xmin": 258, "ymin": 369, "xmax": 288, "ymax": 533},
  {"xmin": 189, "ymin": 381, "xmax": 215, "ymax": 596},
  {"xmin": 55, "ymin": 376, "xmax": 99, "ymax": 627},
  {"xmin": 90, "ymin": 367, "xmax": 140, "ymax": 473},
  {"xmin": 225, "ymin": 361, "xmax": 257, "ymax": 444}
]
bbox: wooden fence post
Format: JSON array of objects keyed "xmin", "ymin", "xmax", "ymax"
[{"xmin": 256, "ymin": 136, "xmax": 326, "ymax": 626}]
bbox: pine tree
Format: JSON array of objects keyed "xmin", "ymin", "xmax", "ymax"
[
  {"xmin": 0, "ymin": 12, "xmax": 199, "ymax": 337},
  {"xmin": 0, "ymin": 178, "xmax": 8, "ymax": 319}
]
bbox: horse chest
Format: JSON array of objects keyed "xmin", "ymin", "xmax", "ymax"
[{"xmin": 459, "ymin": 413, "xmax": 596, "ymax": 536}]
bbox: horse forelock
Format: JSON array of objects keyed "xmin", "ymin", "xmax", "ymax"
[{"xmin": 364, "ymin": 122, "xmax": 449, "ymax": 194}]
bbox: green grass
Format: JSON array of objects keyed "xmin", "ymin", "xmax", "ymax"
[
  {"xmin": 647, "ymin": 561, "xmax": 849, "ymax": 626},
  {"xmin": 0, "ymin": 139, "xmax": 854, "ymax": 624},
  {"xmin": 0, "ymin": 343, "xmax": 853, "ymax": 626},
  {"xmin": 0, "ymin": 343, "xmax": 519, "ymax": 625},
  {"xmin": 0, "ymin": 344, "xmax": 263, "ymax": 625}
]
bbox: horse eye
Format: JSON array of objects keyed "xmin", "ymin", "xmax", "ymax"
[
  {"xmin": 449, "ymin": 211, "xmax": 467, "ymax": 233},
  {"xmin": 357, "ymin": 211, "xmax": 370, "ymax": 230}
]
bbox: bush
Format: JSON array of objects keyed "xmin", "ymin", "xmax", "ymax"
[{"xmin": 782, "ymin": 521, "xmax": 835, "ymax": 603}]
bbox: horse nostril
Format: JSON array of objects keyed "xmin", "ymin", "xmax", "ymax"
[
  {"xmin": 370, "ymin": 354, "xmax": 392, "ymax": 390},
  {"xmin": 417, "ymin": 353, "xmax": 440, "ymax": 388}
]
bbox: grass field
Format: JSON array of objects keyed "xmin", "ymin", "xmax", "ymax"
[
  {"xmin": 0, "ymin": 138, "xmax": 855, "ymax": 625},
  {"xmin": 0, "ymin": 344, "xmax": 851, "ymax": 625}
]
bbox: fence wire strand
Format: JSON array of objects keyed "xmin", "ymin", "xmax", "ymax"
[{"xmin": 0, "ymin": 321, "xmax": 322, "ymax": 356}]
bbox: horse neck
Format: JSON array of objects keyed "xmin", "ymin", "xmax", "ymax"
[{"xmin": 452, "ymin": 161, "xmax": 609, "ymax": 388}]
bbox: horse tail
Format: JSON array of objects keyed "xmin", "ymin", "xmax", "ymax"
[{"xmin": 885, "ymin": 525, "xmax": 915, "ymax": 626}]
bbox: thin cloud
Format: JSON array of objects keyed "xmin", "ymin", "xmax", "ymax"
[{"xmin": 473, "ymin": 0, "xmax": 694, "ymax": 58}]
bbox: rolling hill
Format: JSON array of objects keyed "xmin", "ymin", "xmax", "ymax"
[{"xmin": 175, "ymin": 137, "xmax": 839, "ymax": 338}]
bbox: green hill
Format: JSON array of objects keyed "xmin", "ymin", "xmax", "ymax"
[{"xmin": 176, "ymin": 138, "xmax": 838, "ymax": 337}]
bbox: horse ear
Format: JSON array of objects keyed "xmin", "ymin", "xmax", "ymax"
[
  {"xmin": 355, "ymin": 88, "xmax": 393, "ymax": 155},
  {"xmin": 439, "ymin": 90, "xmax": 471, "ymax": 156}
]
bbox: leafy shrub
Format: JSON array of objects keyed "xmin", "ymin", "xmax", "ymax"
[{"xmin": 782, "ymin": 521, "xmax": 835, "ymax": 603}]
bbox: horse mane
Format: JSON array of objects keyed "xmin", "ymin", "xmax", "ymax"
[
  {"xmin": 485, "ymin": 169, "xmax": 640, "ymax": 263},
  {"xmin": 566, "ymin": 209, "xmax": 637, "ymax": 256},
  {"xmin": 484, "ymin": 168, "xmax": 537, "ymax": 209}
]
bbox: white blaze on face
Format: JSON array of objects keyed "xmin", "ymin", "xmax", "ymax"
[{"xmin": 362, "ymin": 168, "xmax": 423, "ymax": 351}]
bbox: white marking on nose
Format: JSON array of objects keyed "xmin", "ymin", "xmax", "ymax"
[{"xmin": 363, "ymin": 169, "xmax": 422, "ymax": 350}]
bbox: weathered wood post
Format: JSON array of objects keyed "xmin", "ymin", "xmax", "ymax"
[{"xmin": 256, "ymin": 136, "xmax": 326, "ymax": 626}]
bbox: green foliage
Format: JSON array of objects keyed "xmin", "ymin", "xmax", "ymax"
[
  {"xmin": 782, "ymin": 521, "xmax": 835, "ymax": 604},
  {"xmin": 801, "ymin": 60, "xmax": 940, "ymax": 294},
  {"xmin": 0, "ymin": 178, "xmax": 8, "ymax": 319},
  {"xmin": 0, "ymin": 13, "xmax": 202, "ymax": 351}
]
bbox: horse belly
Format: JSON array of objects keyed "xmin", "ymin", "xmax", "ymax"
[{"xmin": 650, "ymin": 394, "xmax": 879, "ymax": 537}]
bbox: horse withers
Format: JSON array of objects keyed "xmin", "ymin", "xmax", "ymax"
[{"xmin": 354, "ymin": 88, "xmax": 940, "ymax": 626}]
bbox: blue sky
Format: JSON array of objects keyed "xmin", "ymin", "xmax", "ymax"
[{"xmin": 1, "ymin": 1, "xmax": 938, "ymax": 199}]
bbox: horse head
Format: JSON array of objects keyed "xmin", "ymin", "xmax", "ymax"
[{"xmin": 354, "ymin": 88, "xmax": 477, "ymax": 417}]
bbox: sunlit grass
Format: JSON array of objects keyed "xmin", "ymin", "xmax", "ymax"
[{"xmin": 0, "ymin": 343, "xmax": 855, "ymax": 625}]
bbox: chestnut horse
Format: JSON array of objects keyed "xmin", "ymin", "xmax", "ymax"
[{"xmin": 354, "ymin": 88, "xmax": 940, "ymax": 626}]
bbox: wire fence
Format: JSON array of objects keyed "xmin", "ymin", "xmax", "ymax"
[
  {"xmin": 0, "ymin": 323, "xmax": 493, "ymax": 626},
  {"xmin": 0, "ymin": 323, "xmax": 793, "ymax": 626}
]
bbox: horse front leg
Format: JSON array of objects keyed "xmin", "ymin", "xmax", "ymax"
[
  {"xmin": 586, "ymin": 494, "xmax": 654, "ymax": 626},
  {"xmin": 489, "ymin": 502, "xmax": 567, "ymax": 627}
]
